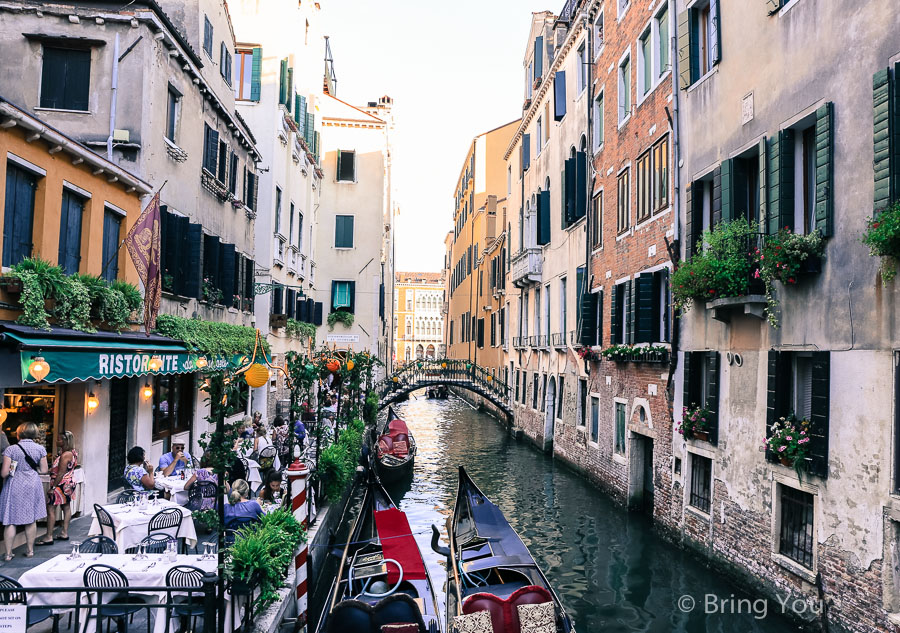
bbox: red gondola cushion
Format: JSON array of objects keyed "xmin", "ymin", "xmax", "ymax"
[
  {"xmin": 378, "ymin": 437, "xmax": 393, "ymax": 457},
  {"xmin": 462, "ymin": 585, "xmax": 552, "ymax": 633},
  {"xmin": 392, "ymin": 434, "xmax": 409, "ymax": 457}
]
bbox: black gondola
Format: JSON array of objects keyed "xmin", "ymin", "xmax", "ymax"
[
  {"xmin": 316, "ymin": 475, "xmax": 442, "ymax": 633},
  {"xmin": 426, "ymin": 386, "xmax": 449, "ymax": 399},
  {"xmin": 374, "ymin": 406, "xmax": 416, "ymax": 483},
  {"xmin": 433, "ymin": 466, "xmax": 575, "ymax": 633}
]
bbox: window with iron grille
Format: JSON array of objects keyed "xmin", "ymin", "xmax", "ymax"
[
  {"xmin": 614, "ymin": 402, "xmax": 626, "ymax": 454},
  {"xmin": 778, "ymin": 485, "xmax": 815, "ymax": 568},
  {"xmin": 689, "ymin": 454, "xmax": 712, "ymax": 513}
]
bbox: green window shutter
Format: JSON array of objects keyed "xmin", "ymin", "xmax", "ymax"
[
  {"xmin": 758, "ymin": 137, "xmax": 768, "ymax": 230},
  {"xmin": 560, "ymin": 166, "xmax": 567, "ymax": 228},
  {"xmin": 814, "ymin": 102, "xmax": 834, "ymax": 236},
  {"xmin": 684, "ymin": 182, "xmax": 696, "ymax": 259},
  {"xmin": 279, "ymin": 58, "xmax": 288, "ymax": 106},
  {"xmin": 564, "ymin": 157, "xmax": 576, "ymax": 226},
  {"xmin": 634, "ymin": 272, "xmax": 654, "ymax": 344},
  {"xmin": 576, "ymin": 151, "xmax": 587, "ymax": 220},
  {"xmin": 873, "ymin": 68, "xmax": 892, "ymax": 212},
  {"xmin": 286, "ymin": 67, "xmax": 293, "ymax": 112},
  {"xmin": 336, "ymin": 151, "xmax": 342, "ymax": 181},
  {"xmin": 705, "ymin": 351, "xmax": 720, "ymax": 443},
  {"xmin": 711, "ymin": 166, "xmax": 722, "ymax": 226},
  {"xmin": 892, "ymin": 62, "xmax": 900, "ymax": 203},
  {"xmin": 720, "ymin": 158, "xmax": 734, "ymax": 222},
  {"xmin": 294, "ymin": 95, "xmax": 301, "ymax": 125},
  {"xmin": 625, "ymin": 279, "xmax": 634, "ymax": 344},
  {"xmin": 711, "ymin": 0, "xmax": 721, "ymax": 66},
  {"xmin": 767, "ymin": 130, "xmax": 795, "ymax": 234},
  {"xmin": 676, "ymin": 10, "xmax": 692, "ymax": 89},
  {"xmin": 808, "ymin": 351, "xmax": 830, "ymax": 479},
  {"xmin": 683, "ymin": 351, "xmax": 696, "ymax": 411},
  {"xmin": 537, "ymin": 190, "xmax": 551, "ymax": 245},
  {"xmin": 250, "ymin": 48, "xmax": 262, "ymax": 101},
  {"xmin": 610, "ymin": 284, "xmax": 621, "ymax": 344},
  {"xmin": 765, "ymin": 350, "xmax": 791, "ymax": 460},
  {"xmin": 579, "ymin": 292, "xmax": 598, "ymax": 346},
  {"xmin": 534, "ymin": 36, "xmax": 543, "ymax": 80}
]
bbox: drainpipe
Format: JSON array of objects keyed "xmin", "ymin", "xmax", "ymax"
[
  {"xmin": 582, "ymin": 6, "xmax": 594, "ymax": 353},
  {"xmin": 667, "ymin": 7, "xmax": 682, "ymax": 402},
  {"xmin": 107, "ymin": 33, "xmax": 119, "ymax": 161}
]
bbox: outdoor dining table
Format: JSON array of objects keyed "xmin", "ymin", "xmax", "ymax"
[
  {"xmin": 88, "ymin": 500, "xmax": 198, "ymax": 553},
  {"xmin": 19, "ymin": 553, "xmax": 231, "ymax": 633},
  {"xmin": 154, "ymin": 474, "xmax": 190, "ymax": 505},
  {"xmin": 240, "ymin": 455, "xmax": 281, "ymax": 488}
]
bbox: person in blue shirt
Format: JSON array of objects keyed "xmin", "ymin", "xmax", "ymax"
[
  {"xmin": 293, "ymin": 419, "xmax": 307, "ymax": 450},
  {"xmin": 159, "ymin": 442, "xmax": 192, "ymax": 476},
  {"xmin": 224, "ymin": 479, "xmax": 263, "ymax": 529}
]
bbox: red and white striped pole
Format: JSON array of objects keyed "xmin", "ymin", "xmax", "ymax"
[{"xmin": 287, "ymin": 460, "xmax": 310, "ymax": 626}]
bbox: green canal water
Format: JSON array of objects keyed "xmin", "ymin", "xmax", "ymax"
[{"xmin": 380, "ymin": 394, "xmax": 801, "ymax": 632}]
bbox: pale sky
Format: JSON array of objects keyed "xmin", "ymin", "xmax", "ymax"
[{"xmin": 321, "ymin": 0, "xmax": 551, "ymax": 273}]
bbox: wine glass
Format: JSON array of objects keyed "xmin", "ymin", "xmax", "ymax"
[{"xmin": 67, "ymin": 542, "xmax": 81, "ymax": 560}]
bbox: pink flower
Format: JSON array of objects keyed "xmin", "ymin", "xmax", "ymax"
[
  {"xmin": 701, "ymin": 418, "xmax": 706, "ymax": 422},
  {"xmin": 753, "ymin": 269, "xmax": 761, "ymax": 279},
  {"xmin": 778, "ymin": 446, "xmax": 787, "ymax": 452},
  {"xmin": 785, "ymin": 436, "xmax": 793, "ymax": 441},
  {"xmin": 799, "ymin": 437, "xmax": 809, "ymax": 444}
]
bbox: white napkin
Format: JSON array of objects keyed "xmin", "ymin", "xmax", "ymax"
[{"xmin": 49, "ymin": 559, "xmax": 88, "ymax": 573}]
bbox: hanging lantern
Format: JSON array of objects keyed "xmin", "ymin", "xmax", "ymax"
[
  {"xmin": 195, "ymin": 356, "xmax": 208, "ymax": 369},
  {"xmin": 441, "ymin": 362, "xmax": 447, "ymax": 369},
  {"xmin": 417, "ymin": 362, "xmax": 423, "ymax": 369},
  {"xmin": 346, "ymin": 359, "xmax": 355, "ymax": 371},
  {"xmin": 392, "ymin": 376, "xmax": 399, "ymax": 383},
  {"xmin": 148, "ymin": 355, "xmax": 163, "ymax": 372},
  {"xmin": 244, "ymin": 363, "xmax": 270, "ymax": 388},
  {"xmin": 326, "ymin": 358, "xmax": 340, "ymax": 373},
  {"xmin": 0, "ymin": 409, "xmax": 7, "ymax": 424},
  {"xmin": 487, "ymin": 375, "xmax": 493, "ymax": 382},
  {"xmin": 28, "ymin": 356, "xmax": 50, "ymax": 381},
  {"xmin": 86, "ymin": 392, "xmax": 100, "ymax": 412},
  {"xmin": 142, "ymin": 383, "xmax": 153, "ymax": 399}
]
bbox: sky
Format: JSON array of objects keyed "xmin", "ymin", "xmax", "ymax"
[{"xmin": 321, "ymin": 0, "xmax": 552, "ymax": 273}]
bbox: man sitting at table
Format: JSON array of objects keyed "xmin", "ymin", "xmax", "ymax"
[{"xmin": 159, "ymin": 442, "xmax": 193, "ymax": 476}]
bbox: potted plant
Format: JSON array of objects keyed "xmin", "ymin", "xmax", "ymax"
[
  {"xmin": 327, "ymin": 310, "xmax": 354, "ymax": 330},
  {"xmin": 576, "ymin": 346, "xmax": 601, "ymax": 362},
  {"xmin": 862, "ymin": 200, "xmax": 900, "ymax": 283},
  {"xmin": 754, "ymin": 228, "xmax": 826, "ymax": 327},
  {"xmin": 763, "ymin": 415, "xmax": 811, "ymax": 478},
  {"xmin": 677, "ymin": 404, "xmax": 714, "ymax": 442},
  {"xmin": 193, "ymin": 508, "xmax": 219, "ymax": 534}
]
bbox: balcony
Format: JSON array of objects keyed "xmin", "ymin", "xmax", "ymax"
[
  {"xmin": 511, "ymin": 247, "xmax": 543, "ymax": 287},
  {"xmin": 551, "ymin": 332, "xmax": 566, "ymax": 348},
  {"xmin": 274, "ymin": 236, "xmax": 285, "ymax": 266},
  {"xmin": 535, "ymin": 334, "xmax": 549, "ymax": 349},
  {"xmin": 513, "ymin": 336, "xmax": 528, "ymax": 349},
  {"xmin": 287, "ymin": 247, "xmax": 299, "ymax": 275},
  {"xmin": 557, "ymin": 0, "xmax": 584, "ymax": 25}
]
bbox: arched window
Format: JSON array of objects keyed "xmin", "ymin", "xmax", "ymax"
[
  {"xmin": 416, "ymin": 344, "xmax": 424, "ymax": 360},
  {"xmin": 426, "ymin": 344, "xmax": 436, "ymax": 359},
  {"xmin": 405, "ymin": 346, "xmax": 411, "ymax": 361}
]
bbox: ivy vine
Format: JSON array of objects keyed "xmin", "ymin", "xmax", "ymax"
[
  {"xmin": 285, "ymin": 318, "xmax": 317, "ymax": 340},
  {"xmin": 327, "ymin": 311, "xmax": 354, "ymax": 330},
  {"xmin": 155, "ymin": 313, "xmax": 268, "ymax": 357}
]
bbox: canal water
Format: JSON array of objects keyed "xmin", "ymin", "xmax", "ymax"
[{"xmin": 383, "ymin": 393, "xmax": 800, "ymax": 633}]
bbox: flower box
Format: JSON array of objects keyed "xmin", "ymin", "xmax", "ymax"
[{"xmin": 601, "ymin": 346, "xmax": 670, "ymax": 364}]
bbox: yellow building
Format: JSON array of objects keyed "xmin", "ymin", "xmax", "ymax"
[
  {"xmin": 446, "ymin": 120, "xmax": 518, "ymax": 380},
  {"xmin": 393, "ymin": 271, "xmax": 444, "ymax": 364}
]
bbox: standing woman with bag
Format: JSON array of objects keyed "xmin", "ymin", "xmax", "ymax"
[
  {"xmin": 37, "ymin": 430, "xmax": 78, "ymax": 545},
  {"xmin": 0, "ymin": 422, "xmax": 48, "ymax": 560}
]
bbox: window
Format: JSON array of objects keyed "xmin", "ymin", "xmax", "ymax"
[
  {"xmin": 611, "ymin": 280, "xmax": 632, "ymax": 344},
  {"xmin": 594, "ymin": 12, "xmax": 605, "ymax": 56},
  {"xmin": 331, "ymin": 280, "xmax": 355, "ymax": 313},
  {"xmin": 289, "ymin": 202, "xmax": 296, "ymax": 247},
  {"xmin": 618, "ymin": 0, "xmax": 630, "ymax": 19},
  {"xmin": 335, "ymin": 215, "xmax": 354, "ymax": 248},
  {"xmin": 778, "ymin": 486, "xmax": 815, "ymax": 568},
  {"xmin": 2, "ymin": 163, "xmax": 37, "ymax": 267},
  {"xmin": 731, "ymin": 151, "xmax": 760, "ymax": 225},
  {"xmin": 337, "ymin": 150, "xmax": 356, "ymax": 182},
  {"xmin": 536, "ymin": 117, "xmax": 543, "ymax": 156},
  {"xmin": 795, "ymin": 124, "xmax": 817, "ymax": 234},
  {"xmin": 578, "ymin": 379, "xmax": 587, "ymax": 427},
  {"xmin": 203, "ymin": 16, "xmax": 214, "ymax": 57},
  {"xmin": 544, "ymin": 102, "xmax": 551, "ymax": 142},
  {"xmin": 617, "ymin": 168, "xmax": 630, "ymax": 233},
  {"xmin": 590, "ymin": 396, "xmax": 599, "ymax": 443},
  {"xmin": 636, "ymin": 149, "xmax": 652, "ymax": 223},
  {"xmin": 532, "ymin": 373, "xmax": 539, "ymax": 409},
  {"xmin": 508, "ymin": 166, "xmax": 512, "ymax": 195},
  {"xmin": 683, "ymin": 351, "xmax": 720, "ymax": 439},
  {"xmin": 274, "ymin": 187, "xmax": 282, "ymax": 234},
  {"xmin": 653, "ymin": 135, "xmax": 670, "ymax": 212},
  {"xmin": 534, "ymin": 287, "xmax": 541, "ymax": 338},
  {"xmin": 298, "ymin": 213, "xmax": 304, "ymax": 250},
  {"xmin": 58, "ymin": 189, "xmax": 85, "ymax": 275},
  {"xmin": 689, "ymin": 454, "xmax": 712, "ymax": 513},
  {"xmin": 792, "ymin": 354, "xmax": 814, "ymax": 421},
  {"xmin": 406, "ymin": 322, "xmax": 411, "ymax": 336},
  {"xmin": 229, "ymin": 152, "xmax": 239, "ymax": 196},
  {"xmin": 593, "ymin": 93, "xmax": 604, "ymax": 150},
  {"xmin": 515, "ymin": 370, "xmax": 521, "ymax": 402},
  {"xmin": 234, "ymin": 49, "xmax": 254, "ymax": 100},
  {"xmin": 166, "ymin": 88, "xmax": 180, "ymax": 142},
  {"xmin": 541, "ymin": 375, "xmax": 547, "ymax": 412},
  {"xmin": 618, "ymin": 53, "xmax": 631, "ymax": 124},
  {"xmin": 152, "ymin": 374, "xmax": 195, "ymax": 441},
  {"xmin": 657, "ymin": 4, "xmax": 670, "ymax": 78},
  {"xmin": 245, "ymin": 168, "xmax": 257, "ymax": 212},
  {"xmin": 557, "ymin": 377, "xmax": 564, "ymax": 420},
  {"xmin": 543, "ymin": 283, "xmax": 550, "ymax": 338},
  {"xmin": 614, "ymin": 402, "xmax": 626, "ymax": 454},
  {"xmin": 217, "ymin": 140, "xmax": 228, "ymax": 184},
  {"xmin": 560, "ymin": 277, "xmax": 567, "ymax": 333},
  {"xmin": 591, "ymin": 192, "xmax": 603, "ymax": 248},
  {"xmin": 634, "ymin": 268, "xmax": 671, "ymax": 344},
  {"xmin": 576, "ymin": 43, "xmax": 587, "ymax": 94},
  {"xmin": 681, "ymin": 0, "xmax": 720, "ymax": 88},
  {"xmin": 219, "ymin": 42, "xmax": 232, "ymax": 85},
  {"xmin": 639, "ymin": 29, "xmax": 653, "ymax": 97},
  {"xmin": 526, "ymin": 62, "xmax": 534, "ymax": 99},
  {"xmin": 203, "ymin": 124, "xmax": 219, "ymax": 174},
  {"xmin": 101, "ymin": 208, "xmax": 122, "ymax": 282},
  {"xmin": 40, "ymin": 46, "xmax": 90, "ymax": 111},
  {"xmin": 639, "ymin": 4, "xmax": 670, "ymax": 99}
]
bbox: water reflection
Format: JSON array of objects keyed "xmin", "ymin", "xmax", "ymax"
[{"xmin": 385, "ymin": 393, "xmax": 797, "ymax": 633}]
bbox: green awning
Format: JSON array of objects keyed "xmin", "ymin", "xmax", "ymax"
[{"xmin": 3, "ymin": 332, "xmax": 207, "ymax": 384}]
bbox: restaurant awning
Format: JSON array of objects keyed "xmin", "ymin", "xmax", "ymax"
[{"xmin": 0, "ymin": 324, "xmax": 209, "ymax": 384}]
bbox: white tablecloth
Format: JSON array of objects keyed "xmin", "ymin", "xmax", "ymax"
[
  {"xmin": 19, "ymin": 553, "xmax": 230, "ymax": 633},
  {"xmin": 155, "ymin": 476, "xmax": 190, "ymax": 506},
  {"xmin": 88, "ymin": 500, "xmax": 198, "ymax": 553},
  {"xmin": 241, "ymin": 455, "xmax": 280, "ymax": 488}
]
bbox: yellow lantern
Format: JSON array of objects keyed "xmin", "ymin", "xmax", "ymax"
[
  {"xmin": 195, "ymin": 356, "xmax": 208, "ymax": 369},
  {"xmin": 86, "ymin": 392, "xmax": 99, "ymax": 413},
  {"xmin": 392, "ymin": 376, "xmax": 399, "ymax": 383},
  {"xmin": 148, "ymin": 355, "xmax": 163, "ymax": 371},
  {"xmin": 346, "ymin": 359, "xmax": 355, "ymax": 371},
  {"xmin": 244, "ymin": 363, "xmax": 270, "ymax": 388},
  {"xmin": 441, "ymin": 362, "xmax": 447, "ymax": 369},
  {"xmin": 29, "ymin": 356, "xmax": 50, "ymax": 381},
  {"xmin": 487, "ymin": 375, "xmax": 493, "ymax": 382},
  {"xmin": 142, "ymin": 383, "xmax": 153, "ymax": 399}
]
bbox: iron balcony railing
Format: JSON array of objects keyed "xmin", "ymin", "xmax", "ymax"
[
  {"xmin": 557, "ymin": 0, "xmax": 585, "ymax": 25},
  {"xmin": 510, "ymin": 247, "xmax": 543, "ymax": 287}
]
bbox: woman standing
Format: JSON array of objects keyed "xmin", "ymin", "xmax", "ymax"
[
  {"xmin": 36, "ymin": 431, "xmax": 78, "ymax": 546},
  {"xmin": 0, "ymin": 423, "xmax": 48, "ymax": 560}
]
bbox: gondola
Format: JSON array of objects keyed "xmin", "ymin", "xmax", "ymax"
[
  {"xmin": 315, "ymin": 474, "xmax": 442, "ymax": 633},
  {"xmin": 426, "ymin": 386, "xmax": 449, "ymax": 399},
  {"xmin": 432, "ymin": 466, "xmax": 575, "ymax": 633},
  {"xmin": 374, "ymin": 407, "xmax": 416, "ymax": 483}
]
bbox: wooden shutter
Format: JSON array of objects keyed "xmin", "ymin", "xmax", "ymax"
[
  {"xmin": 892, "ymin": 63, "xmax": 900, "ymax": 205},
  {"xmin": 659, "ymin": 268, "xmax": 670, "ymax": 342},
  {"xmin": 313, "ymin": 301, "xmax": 323, "ymax": 326},
  {"xmin": 874, "ymin": 68, "xmax": 894, "ymax": 211},
  {"xmin": 705, "ymin": 351, "xmax": 720, "ymax": 444},
  {"xmin": 554, "ymin": 71, "xmax": 566, "ymax": 121},
  {"xmin": 537, "ymin": 190, "xmax": 550, "ymax": 245},
  {"xmin": 610, "ymin": 284, "xmax": 621, "ymax": 344},
  {"xmin": 183, "ymin": 222, "xmax": 203, "ymax": 299},
  {"xmin": 219, "ymin": 243, "xmax": 236, "ymax": 306},
  {"xmin": 379, "ymin": 282, "xmax": 385, "ymax": 318},
  {"xmin": 635, "ymin": 272, "xmax": 654, "ymax": 343},
  {"xmin": 523, "ymin": 134, "xmax": 531, "ymax": 172},
  {"xmin": 683, "ymin": 351, "xmax": 697, "ymax": 410},
  {"xmin": 286, "ymin": 289, "xmax": 296, "ymax": 318},
  {"xmin": 576, "ymin": 151, "xmax": 587, "ymax": 220},
  {"xmin": 203, "ymin": 234, "xmax": 220, "ymax": 293},
  {"xmin": 244, "ymin": 258, "xmax": 255, "ymax": 300},
  {"xmin": 676, "ymin": 10, "xmax": 692, "ymax": 89},
  {"xmin": 758, "ymin": 137, "xmax": 768, "ymax": 228},
  {"xmin": 625, "ymin": 279, "xmax": 634, "ymax": 344},
  {"xmin": 58, "ymin": 190, "xmax": 84, "ymax": 275},
  {"xmin": 767, "ymin": 129, "xmax": 795, "ymax": 233},
  {"xmin": 720, "ymin": 158, "xmax": 734, "ymax": 222},
  {"xmin": 306, "ymin": 297, "xmax": 315, "ymax": 323},
  {"xmin": 348, "ymin": 281, "xmax": 356, "ymax": 313},
  {"xmin": 297, "ymin": 294, "xmax": 307, "ymax": 321},
  {"xmin": 250, "ymin": 47, "xmax": 262, "ymax": 101},
  {"xmin": 579, "ymin": 292, "xmax": 598, "ymax": 346},
  {"xmin": 204, "ymin": 125, "xmax": 219, "ymax": 173},
  {"xmin": 710, "ymin": 0, "xmax": 721, "ymax": 66},
  {"xmin": 814, "ymin": 102, "xmax": 834, "ymax": 236},
  {"xmin": 159, "ymin": 207, "xmax": 169, "ymax": 279},
  {"xmin": 808, "ymin": 352, "xmax": 830, "ymax": 478},
  {"xmin": 101, "ymin": 210, "xmax": 121, "ymax": 282},
  {"xmin": 272, "ymin": 285, "xmax": 284, "ymax": 314},
  {"xmin": 534, "ymin": 36, "xmax": 543, "ymax": 80},
  {"xmin": 765, "ymin": 350, "xmax": 791, "ymax": 458},
  {"xmin": 564, "ymin": 157, "xmax": 576, "ymax": 226},
  {"xmin": 286, "ymin": 67, "xmax": 293, "ymax": 112},
  {"xmin": 711, "ymin": 166, "xmax": 722, "ymax": 226},
  {"xmin": 279, "ymin": 58, "xmax": 288, "ymax": 105},
  {"xmin": 684, "ymin": 182, "xmax": 696, "ymax": 259}
]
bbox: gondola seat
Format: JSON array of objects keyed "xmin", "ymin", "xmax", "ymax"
[
  {"xmin": 462, "ymin": 585, "xmax": 553, "ymax": 633},
  {"xmin": 327, "ymin": 594, "xmax": 426, "ymax": 633},
  {"xmin": 378, "ymin": 437, "xmax": 394, "ymax": 456},
  {"xmin": 391, "ymin": 435, "xmax": 409, "ymax": 457}
]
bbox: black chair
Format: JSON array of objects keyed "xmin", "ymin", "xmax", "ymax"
[
  {"xmin": 83, "ymin": 564, "xmax": 150, "ymax": 633},
  {"xmin": 138, "ymin": 533, "xmax": 176, "ymax": 554},
  {"xmin": 93, "ymin": 504, "xmax": 117, "ymax": 540},
  {"xmin": 116, "ymin": 490, "xmax": 142, "ymax": 505},
  {"xmin": 0, "ymin": 573, "xmax": 60, "ymax": 632},
  {"xmin": 148, "ymin": 507, "xmax": 183, "ymax": 552},
  {"xmin": 165, "ymin": 565, "xmax": 207, "ymax": 633},
  {"xmin": 186, "ymin": 480, "xmax": 218, "ymax": 512},
  {"xmin": 80, "ymin": 535, "xmax": 119, "ymax": 555},
  {"xmin": 257, "ymin": 445, "xmax": 277, "ymax": 471}
]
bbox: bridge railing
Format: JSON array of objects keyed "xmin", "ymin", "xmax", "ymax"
[{"xmin": 376, "ymin": 358, "xmax": 511, "ymax": 407}]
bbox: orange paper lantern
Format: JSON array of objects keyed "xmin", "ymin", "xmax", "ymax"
[
  {"xmin": 346, "ymin": 359, "xmax": 355, "ymax": 371},
  {"xmin": 244, "ymin": 363, "xmax": 270, "ymax": 388},
  {"xmin": 326, "ymin": 359, "xmax": 340, "ymax": 373}
]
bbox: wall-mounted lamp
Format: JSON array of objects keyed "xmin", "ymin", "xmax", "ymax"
[
  {"xmin": 87, "ymin": 392, "xmax": 100, "ymax": 413},
  {"xmin": 29, "ymin": 355, "xmax": 50, "ymax": 381},
  {"xmin": 142, "ymin": 383, "xmax": 153, "ymax": 399}
]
